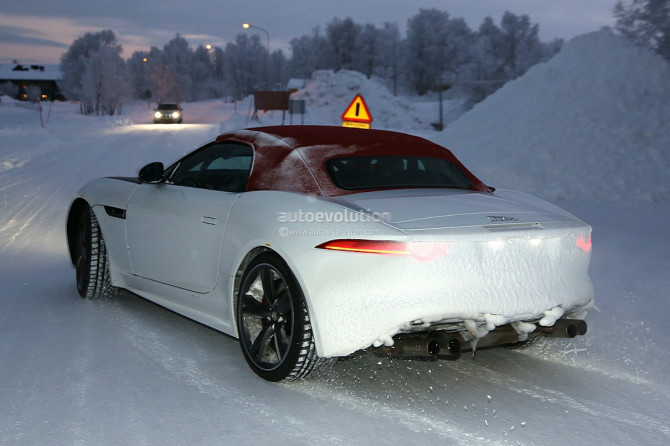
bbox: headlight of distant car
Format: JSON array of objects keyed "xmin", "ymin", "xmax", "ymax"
[
  {"xmin": 171, "ymin": 112, "xmax": 181, "ymax": 119},
  {"xmin": 154, "ymin": 111, "xmax": 163, "ymax": 119}
]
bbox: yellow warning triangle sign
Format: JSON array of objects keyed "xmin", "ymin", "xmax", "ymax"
[{"xmin": 341, "ymin": 94, "xmax": 373, "ymax": 123}]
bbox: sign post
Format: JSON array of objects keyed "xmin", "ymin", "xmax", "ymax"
[{"xmin": 341, "ymin": 94, "xmax": 373, "ymax": 129}]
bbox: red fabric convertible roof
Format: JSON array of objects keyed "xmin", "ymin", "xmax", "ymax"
[{"xmin": 215, "ymin": 125, "xmax": 488, "ymax": 196}]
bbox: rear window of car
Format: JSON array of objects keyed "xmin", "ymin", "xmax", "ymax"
[{"xmin": 326, "ymin": 155, "xmax": 474, "ymax": 191}]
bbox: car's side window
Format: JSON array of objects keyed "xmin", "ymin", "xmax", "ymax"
[{"xmin": 169, "ymin": 142, "xmax": 253, "ymax": 192}]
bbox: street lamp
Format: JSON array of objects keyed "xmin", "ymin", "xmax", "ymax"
[{"xmin": 243, "ymin": 22, "xmax": 270, "ymax": 89}]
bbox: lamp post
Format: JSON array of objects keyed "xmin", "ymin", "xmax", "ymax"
[{"xmin": 243, "ymin": 22, "xmax": 270, "ymax": 89}]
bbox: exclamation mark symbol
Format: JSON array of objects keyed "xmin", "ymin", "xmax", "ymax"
[{"xmin": 355, "ymin": 103, "xmax": 360, "ymax": 117}]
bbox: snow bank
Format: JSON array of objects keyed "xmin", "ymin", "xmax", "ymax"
[
  {"xmin": 438, "ymin": 28, "xmax": 670, "ymax": 203},
  {"xmin": 291, "ymin": 70, "xmax": 430, "ymax": 130}
]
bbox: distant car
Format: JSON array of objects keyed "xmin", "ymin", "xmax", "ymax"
[
  {"xmin": 153, "ymin": 103, "xmax": 182, "ymax": 123},
  {"xmin": 66, "ymin": 126, "xmax": 594, "ymax": 382}
]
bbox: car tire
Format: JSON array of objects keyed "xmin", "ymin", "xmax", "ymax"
[
  {"xmin": 75, "ymin": 206, "xmax": 116, "ymax": 299},
  {"xmin": 236, "ymin": 253, "xmax": 334, "ymax": 382}
]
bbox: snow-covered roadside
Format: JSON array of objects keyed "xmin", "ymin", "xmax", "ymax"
[{"xmin": 437, "ymin": 28, "xmax": 670, "ymax": 204}]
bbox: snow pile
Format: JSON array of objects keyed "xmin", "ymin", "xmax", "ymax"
[
  {"xmin": 438, "ymin": 28, "xmax": 670, "ymax": 203},
  {"xmin": 292, "ymin": 70, "xmax": 429, "ymax": 130}
]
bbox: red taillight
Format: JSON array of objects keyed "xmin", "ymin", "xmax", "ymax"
[
  {"xmin": 316, "ymin": 239, "xmax": 410, "ymax": 255},
  {"xmin": 316, "ymin": 239, "xmax": 451, "ymax": 261},
  {"xmin": 410, "ymin": 241, "xmax": 451, "ymax": 261},
  {"xmin": 576, "ymin": 236, "xmax": 592, "ymax": 252}
]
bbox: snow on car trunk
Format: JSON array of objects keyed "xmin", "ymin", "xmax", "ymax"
[
  {"xmin": 302, "ymin": 220, "xmax": 594, "ymax": 357},
  {"xmin": 330, "ymin": 188, "xmax": 579, "ymax": 231}
]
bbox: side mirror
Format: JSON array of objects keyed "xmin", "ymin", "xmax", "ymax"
[{"xmin": 138, "ymin": 162, "xmax": 164, "ymax": 183}]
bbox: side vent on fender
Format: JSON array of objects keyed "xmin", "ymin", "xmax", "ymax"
[{"xmin": 104, "ymin": 206, "xmax": 126, "ymax": 220}]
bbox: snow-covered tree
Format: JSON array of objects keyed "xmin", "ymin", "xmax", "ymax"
[
  {"xmin": 615, "ymin": 0, "xmax": 670, "ymax": 60},
  {"xmin": 127, "ymin": 51, "xmax": 153, "ymax": 101},
  {"xmin": 80, "ymin": 46, "xmax": 128, "ymax": 115},
  {"xmin": 458, "ymin": 13, "xmax": 558, "ymax": 103},
  {"xmin": 499, "ymin": 11, "xmax": 544, "ymax": 78},
  {"xmin": 58, "ymin": 10, "xmax": 563, "ymax": 111},
  {"xmin": 268, "ymin": 50, "xmax": 289, "ymax": 90},
  {"xmin": 326, "ymin": 17, "xmax": 361, "ymax": 71},
  {"xmin": 461, "ymin": 17, "xmax": 508, "ymax": 103},
  {"xmin": 128, "ymin": 36, "xmax": 227, "ymax": 102},
  {"xmin": 374, "ymin": 23, "xmax": 401, "ymax": 95},
  {"xmin": 442, "ymin": 17, "xmax": 475, "ymax": 80},
  {"xmin": 289, "ymin": 27, "xmax": 332, "ymax": 77},
  {"xmin": 223, "ymin": 33, "xmax": 267, "ymax": 98},
  {"xmin": 352, "ymin": 24, "xmax": 380, "ymax": 78},
  {"xmin": 60, "ymin": 30, "xmax": 125, "ymax": 114},
  {"xmin": 405, "ymin": 9, "xmax": 458, "ymax": 94},
  {"xmin": 191, "ymin": 45, "xmax": 216, "ymax": 101},
  {"xmin": 161, "ymin": 34, "xmax": 194, "ymax": 101}
]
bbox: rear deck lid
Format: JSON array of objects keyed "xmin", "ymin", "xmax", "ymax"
[{"xmin": 331, "ymin": 189, "xmax": 574, "ymax": 231}]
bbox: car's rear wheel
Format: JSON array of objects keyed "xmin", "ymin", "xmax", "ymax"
[
  {"xmin": 75, "ymin": 206, "xmax": 115, "ymax": 299},
  {"xmin": 236, "ymin": 253, "xmax": 333, "ymax": 382}
]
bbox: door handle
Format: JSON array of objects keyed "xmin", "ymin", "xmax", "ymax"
[{"xmin": 201, "ymin": 216, "xmax": 217, "ymax": 225}]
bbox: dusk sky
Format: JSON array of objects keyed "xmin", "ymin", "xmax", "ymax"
[{"xmin": 0, "ymin": 0, "xmax": 617, "ymax": 65}]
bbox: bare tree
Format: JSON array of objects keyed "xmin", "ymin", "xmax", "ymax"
[
  {"xmin": 60, "ymin": 30, "xmax": 124, "ymax": 114},
  {"xmin": 223, "ymin": 33, "xmax": 266, "ymax": 99},
  {"xmin": 326, "ymin": 17, "xmax": 361, "ymax": 71},
  {"xmin": 404, "ymin": 9, "xmax": 453, "ymax": 94},
  {"xmin": 615, "ymin": 0, "xmax": 670, "ymax": 60},
  {"xmin": 80, "ymin": 47, "xmax": 127, "ymax": 115}
]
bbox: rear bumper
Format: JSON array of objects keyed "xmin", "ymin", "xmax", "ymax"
[{"xmin": 294, "ymin": 225, "xmax": 594, "ymax": 358}]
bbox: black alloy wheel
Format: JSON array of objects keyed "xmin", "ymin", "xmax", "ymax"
[{"xmin": 236, "ymin": 253, "xmax": 330, "ymax": 382}]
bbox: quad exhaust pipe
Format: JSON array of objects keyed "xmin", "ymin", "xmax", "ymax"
[
  {"xmin": 537, "ymin": 318, "xmax": 588, "ymax": 338},
  {"xmin": 375, "ymin": 332, "xmax": 461, "ymax": 360},
  {"xmin": 373, "ymin": 319, "xmax": 587, "ymax": 360}
]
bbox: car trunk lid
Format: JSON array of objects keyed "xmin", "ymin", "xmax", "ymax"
[{"xmin": 330, "ymin": 189, "xmax": 572, "ymax": 232}]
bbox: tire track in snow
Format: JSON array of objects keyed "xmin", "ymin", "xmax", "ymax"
[
  {"xmin": 102, "ymin": 295, "xmax": 355, "ymax": 445},
  {"xmin": 448, "ymin": 353, "xmax": 670, "ymax": 439},
  {"xmin": 292, "ymin": 378, "xmax": 503, "ymax": 446}
]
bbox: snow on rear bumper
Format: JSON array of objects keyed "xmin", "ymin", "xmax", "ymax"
[{"xmin": 294, "ymin": 225, "xmax": 594, "ymax": 358}]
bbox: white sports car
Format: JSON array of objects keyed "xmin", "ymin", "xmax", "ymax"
[{"xmin": 67, "ymin": 126, "xmax": 594, "ymax": 382}]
